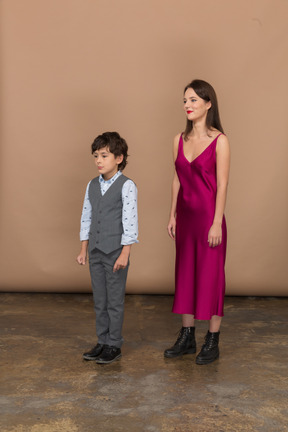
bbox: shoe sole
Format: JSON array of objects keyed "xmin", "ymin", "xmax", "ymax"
[
  {"xmin": 96, "ymin": 354, "xmax": 122, "ymax": 364},
  {"xmin": 83, "ymin": 355, "xmax": 101, "ymax": 361},
  {"xmin": 164, "ymin": 348, "xmax": 196, "ymax": 358}
]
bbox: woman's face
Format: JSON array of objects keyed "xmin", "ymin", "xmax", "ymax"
[{"xmin": 183, "ymin": 88, "xmax": 211, "ymax": 122}]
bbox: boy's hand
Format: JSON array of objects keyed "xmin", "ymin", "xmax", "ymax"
[
  {"xmin": 76, "ymin": 252, "xmax": 87, "ymax": 265},
  {"xmin": 76, "ymin": 240, "xmax": 88, "ymax": 265},
  {"xmin": 113, "ymin": 255, "xmax": 128, "ymax": 272},
  {"xmin": 113, "ymin": 245, "xmax": 131, "ymax": 272}
]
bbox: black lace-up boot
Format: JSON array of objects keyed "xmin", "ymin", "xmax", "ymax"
[
  {"xmin": 164, "ymin": 327, "xmax": 196, "ymax": 358},
  {"xmin": 196, "ymin": 331, "xmax": 220, "ymax": 365}
]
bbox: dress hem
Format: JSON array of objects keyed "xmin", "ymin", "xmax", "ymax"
[{"xmin": 172, "ymin": 311, "xmax": 224, "ymax": 321}]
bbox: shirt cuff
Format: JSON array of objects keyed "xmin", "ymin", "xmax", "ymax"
[
  {"xmin": 80, "ymin": 231, "xmax": 90, "ymax": 241},
  {"xmin": 121, "ymin": 236, "xmax": 139, "ymax": 245}
]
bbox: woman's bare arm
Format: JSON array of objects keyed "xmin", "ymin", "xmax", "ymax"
[
  {"xmin": 208, "ymin": 134, "xmax": 230, "ymax": 247},
  {"xmin": 167, "ymin": 134, "xmax": 181, "ymax": 240}
]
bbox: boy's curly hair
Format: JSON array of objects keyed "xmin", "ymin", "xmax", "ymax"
[{"xmin": 91, "ymin": 132, "xmax": 128, "ymax": 170}]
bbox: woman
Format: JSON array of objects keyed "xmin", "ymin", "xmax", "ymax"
[{"xmin": 165, "ymin": 79, "xmax": 230, "ymax": 365}]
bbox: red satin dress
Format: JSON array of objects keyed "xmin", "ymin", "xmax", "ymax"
[{"xmin": 172, "ymin": 133, "xmax": 227, "ymax": 320}]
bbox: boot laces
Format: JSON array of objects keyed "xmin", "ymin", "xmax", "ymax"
[
  {"xmin": 175, "ymin": 328, "xmax": 191, "ymax": 346},
  {"xmin": 203, "ymin": 333, "xmax": 218, "ymax": 350},
  {"xmin": 176, "ymin": 329, "xmax": 186, "ymax": 345}
]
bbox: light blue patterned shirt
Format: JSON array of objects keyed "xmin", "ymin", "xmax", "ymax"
[{"xmin": 80, "ymin": 171, "xmax": 138, "ymax": 245}]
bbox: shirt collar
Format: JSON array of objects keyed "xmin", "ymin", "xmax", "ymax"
[{"xmin": 99, "ymin": 170, "xmax": 122, "ymax": 184}]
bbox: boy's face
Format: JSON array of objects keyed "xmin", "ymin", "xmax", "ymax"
[{"xmin": 93, "ymin": 146, "xmax": 123, "ymax": 180}]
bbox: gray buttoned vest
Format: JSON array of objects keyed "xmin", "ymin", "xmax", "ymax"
[{"xmin": 88, "ymin": 174, "xmax": 130, "ymax": 254}]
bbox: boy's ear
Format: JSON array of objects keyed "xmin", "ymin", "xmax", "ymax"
[{"xmin": 116, "ymin": 154, "xmax": 124, "ymax": 165}]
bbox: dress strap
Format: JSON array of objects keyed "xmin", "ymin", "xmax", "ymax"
[
  {"xmin": 176, "ymin": 133, "xmax": 184, "ymax": 159},
  {"xmin": 215, "ymin": 133, "xmax": 223, "ymax": 142}
]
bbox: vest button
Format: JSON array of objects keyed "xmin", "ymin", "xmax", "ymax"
[
  {"xmin": 97, "ymin": 230, "xmax": 100, "ymax": 234},
  {"xmin": 96, "ymin": 241, "xmax": 99, "ymax": 244},
  {"xmin": 98, "ymin": 221, "xmax": 100, "ymax": 224}
]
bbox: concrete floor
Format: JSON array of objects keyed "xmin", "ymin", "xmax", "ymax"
[{"xmin": 0, "ymin": 294, "xmax": 287, "ymax": 432}]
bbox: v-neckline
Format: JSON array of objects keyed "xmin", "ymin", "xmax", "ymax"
[
  {"xmin": 98, "ymin": 173, "xmax": 122, "ymax": 198},
  {"xmin": 181, "ymin": 133, "xmax": 221, "ymax": 164}
]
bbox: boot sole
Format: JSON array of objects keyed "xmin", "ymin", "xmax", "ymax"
[
  {"xmin": 196, "ymin": 353, "xmax": 219, "ymax": 365},
  {"xmin": 164, "ymin": 348, "xmax": 196, "ymax": 358}
]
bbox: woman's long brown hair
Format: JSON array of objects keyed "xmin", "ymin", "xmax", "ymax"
[{"xmin": 183, "ymin": 79, "xmax": 224, "ymax": 141}]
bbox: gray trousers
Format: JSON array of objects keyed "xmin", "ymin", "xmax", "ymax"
[{"xmin": 89, "ymin": 247, "xmax": 129, "ymax": 348}]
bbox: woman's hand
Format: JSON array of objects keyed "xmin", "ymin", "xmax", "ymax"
[
  {"xmin": 208, "ymin": 223, "xmax": 222, "ymax": 247},
  {"xmin": 168, "ymin": 216, "xmax": 176, "ymax": 240}
]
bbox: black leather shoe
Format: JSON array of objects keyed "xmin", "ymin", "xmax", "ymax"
[
  {"xmin": 196, "ymin": 331, "xmax": 220, "ymax": 365},
  {"xmin": 164, "ymin": 327, "xmax": 196, "ymax": 358},
  {"xmin": 83, "ymin": 343, "xmax": 104, "ymax": 361},
  {"xmin": 96, "ymin": 345, "xmax": 122, "ymax": 364}
]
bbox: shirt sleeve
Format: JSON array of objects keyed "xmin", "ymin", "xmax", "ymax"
[
  {"xmin": 80, "ymin": 181, "xmax": 92, "ymax": 241},
  {"xmin": 121, "ymin": 179, "xmax": 139, "ymax": 245}
]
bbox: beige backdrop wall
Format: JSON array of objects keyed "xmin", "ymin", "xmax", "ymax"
[{"xmin": 1, "ymin": 0, "xmax": 287, "ymax": 295}]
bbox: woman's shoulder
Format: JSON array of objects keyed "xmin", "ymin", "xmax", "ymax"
[
  {"xmin": 173, "ymin": 132, "xmax": 182, "ymax": 146},
  {"xmin": 215, "ymin": 132, "xmax": 230, "ymax": 155},
  {"xmin": 209, "ymin": 129, "xmax": 228, "ymax": 144},
  {"xmin": 215, "ymin": 131, "xmax": 229, "ymax": 143}
]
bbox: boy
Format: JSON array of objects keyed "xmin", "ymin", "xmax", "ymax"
[{"xmin": 76, "ymin": 132, "xmax": 138, "ymax": 364}]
